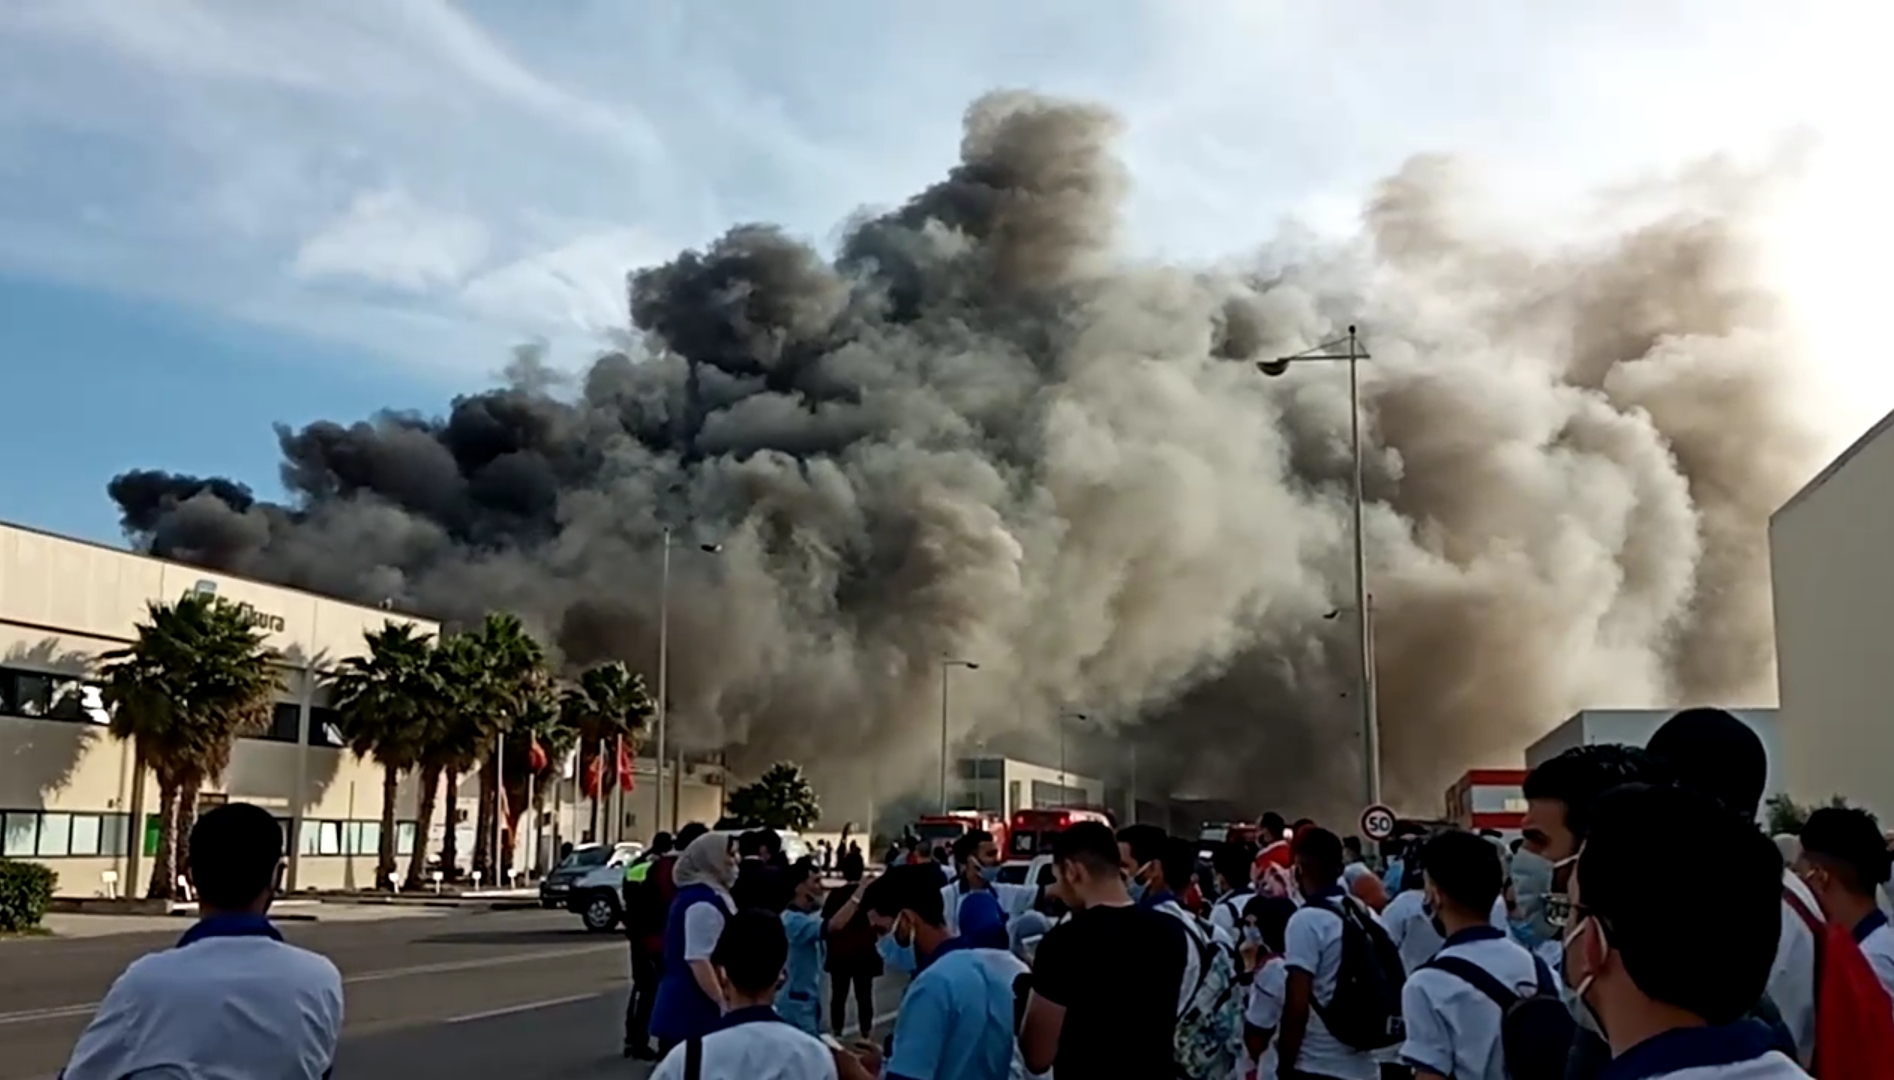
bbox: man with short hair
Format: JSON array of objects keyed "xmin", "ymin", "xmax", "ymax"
[
  {"xmin": 651, "ymin": 908, "xmax": 848, "ymax": 1080},
  {"xmin": 1564, "ymin": 782, "xmax": 1805, "ymax": 1077},
  {"xmin": 62, "ymin": 803, "xmax": 344, "ymax": 1080},
  {"xmin": 1022, "ymin": 821, "xmax": 1187, "ymax": 1079},
  {"xmin": 855, "ymin": 865, "xmax": 1021, "ymax": 1080},
  {"xmin": 735, "ymin": 828, "xmax": 789, "ymax": 912},
  {"xmin": 1399, "ymin": 830, "xmax": 1545, "ymax": 1080},
  {"xmin": 1795, "ymin": 806, "xmax": 1894, "ymax": 1004},
  {"xmin": 941, "ymin": 829, "xmax": 1038, "ymax": 936},
  {"xmin": 1278, "ymin": 826, "xmax": 1379, "ymax": 1080},
  {"xmin": 1210, "ymin": 840, "xmax": 1257, "ymax": 940},
  {"xmin": 624, "ymin": 830, "xmax": 677, "ymax": 1059},
  {"xmin": 1646, "ymin": 708, "xmax": 1818, "ymax": 1067}
]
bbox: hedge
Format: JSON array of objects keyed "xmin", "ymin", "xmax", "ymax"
[{"xmin": 0, "ymin": 859, "xmax": 58, "ymax": 932}]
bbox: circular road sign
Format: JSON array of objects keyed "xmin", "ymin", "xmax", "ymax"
[{"xmin": 1359, "ymin": 803, "xmax": 1397, "ymax": 842}]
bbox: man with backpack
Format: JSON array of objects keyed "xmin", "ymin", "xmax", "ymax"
[
  {"xmin": 1211, "ymin": 841, "xmax": 1260, "ymax": 943},
  {"xmin": 1279, "ymin": 827, "xmax": 1403, "ymax": 1080},
  {"xmin": 1790, "ymin": 806, "xmax": 1894, "ymax": 1075},
  {"xmin": 1399, "ymin": 830, "xmax": 1561, "ymax": 1080}
]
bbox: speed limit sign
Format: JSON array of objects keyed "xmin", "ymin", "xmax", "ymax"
[{"xmin": 1359, "ymin": 803, "xmax": 1397, "ymax": 842}]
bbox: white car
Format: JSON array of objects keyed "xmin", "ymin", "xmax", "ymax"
[{"xmin": 538, "ymin": 842, "xmax": 644, "ymax": 932}]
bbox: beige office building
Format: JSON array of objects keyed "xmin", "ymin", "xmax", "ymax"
[
  {"xmin": 1771, "ymin": 408, "xmax": 1894, "ymax": 825},
  {"xmin": 0, "ymin": 520, "xmax": 723, "ymax": 898}
]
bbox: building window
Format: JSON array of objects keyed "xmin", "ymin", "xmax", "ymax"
[
  {"xmin": 0, "ymin": 667, "xmax": 110, "ymax": 724},
  {"xmin": 397, "ymin": 821, "xmax": 417, "ymax": 856},
  {"xmin": 0, "ymin": 810, "xmax": 134, "ymax": 857},
  {"xmin": 291, "ymin": 818, "xmax": 418, "ymax": 857},
  {"xmin": 1029, "ymin": 780, "xmax": 1089, "ymax": 809},
  {"xmin": 309, "ymin": 707, "xmax": 344, "ymax": 747},
  {"xmin": 258, "ymin": 703, "xmax": 302, "ymax": 742}
]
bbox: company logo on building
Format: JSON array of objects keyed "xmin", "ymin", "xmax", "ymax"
[{"xmin": 185, "ymin": 580, "xmax": 287, "ymax": 634}]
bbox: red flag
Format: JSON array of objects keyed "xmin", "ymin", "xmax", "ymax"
[
  {"xmin": 615, "ymin": 740, "xmax": 636, "ymax": 792},
  {"xmin": 527, "ymin": 737, "xmax": 548, "ymax": 774},
  {"xmin": 582, "ymin": 748, "xmax": 604, "ymax": 799}
]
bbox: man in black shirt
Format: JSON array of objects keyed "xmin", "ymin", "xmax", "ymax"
[{"xmin": 1021, "ymin": 821, "xmax": 1187, "ymax": 1079}]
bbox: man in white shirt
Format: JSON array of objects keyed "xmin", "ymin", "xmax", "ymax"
[
  {"xmin": 940, "ymin": 829, "xmax": 1038, "ymax": 936},
  {"xmin": 1209, "ymin": 842, "xmax": 1257, "ymax": 941},
  {"xmin": 61, "ymin": 803, "xmax": 343, "ymax": 1080},
  {"xmin": 652, "ymin": 909, "xmax": 850, "ymax": 1080},
  {"xmin": 1563, "ymin": 783, "xmax": 1809, "ymax": 1079},
  {"xmin": 1399, "ymin": 830, "xmax": 1545, "ymax": 1080},
  {"xmin": 1794, "ymin": 806, "xmax": 1894, "ymax": 1008},
  {"xmin": 1277, "ymin": 827, "xmax": 1381, "ymax": 1080}
]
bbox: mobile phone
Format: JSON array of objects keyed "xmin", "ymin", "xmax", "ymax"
[{"xmin": 820, "ymin": 1034, "xmax": 847, "ymax": 1052}]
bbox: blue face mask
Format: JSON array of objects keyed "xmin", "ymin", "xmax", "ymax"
[
  {"xmin": 978, "ymin": 861, "xmax": 1002, "ymax": 886},
  {"xmin": 877, "ymin": 918, "xmax": 918, "ymax": 974},
  {"xmin": 1128, "ymin": 879, "xmax": 1147, "ymax": 904}
]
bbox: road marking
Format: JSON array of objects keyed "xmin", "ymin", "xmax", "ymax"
[
  {"xmin": 445, "ymin": 992, "xmax": 601, "ymax": 1024},
  {"xmin": 0, "ymin": 942, "xmax": 622, "ymax": 1027}
]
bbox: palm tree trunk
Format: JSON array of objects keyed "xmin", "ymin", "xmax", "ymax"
[
  {"xmin": 473, "ymin": 749, "xmax": 498, "ymax": 880},
  {"xmin": 440, "ymin": 769, "xmax": 461, "ymax": 879},
  {"xmin": 377, "ymin": 763, "xmax": 400, "ymax": 891},
  {"xmin": 404, "ymin": 763, "xmax": 442, "ymax": 890},
  {"xmin": 145, "ymin": 781, "xmax": 180, "ymax": 901}
]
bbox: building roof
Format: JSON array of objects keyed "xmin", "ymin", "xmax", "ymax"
[
  {"xmin": 0, "ymin": 517, "xmax": 437, "ymax": 628},
  {"xmin": 1773, "ymin": 404, "xmax": 1894, "ymax": 521}
]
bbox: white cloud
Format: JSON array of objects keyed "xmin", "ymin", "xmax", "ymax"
[
  {"xmin": 292, "ymin": 188, "xmax": 490, "ymax": 292},
  {"xmin": 0, "ymin": 0, "xmax": 1890, "ymax": 437}
]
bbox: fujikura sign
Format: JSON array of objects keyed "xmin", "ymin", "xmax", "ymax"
[{"xmin": 187, "ymin": 579, "xmax": 287, "ymax": 634}]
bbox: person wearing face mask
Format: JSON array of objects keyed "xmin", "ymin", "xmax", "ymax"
[
  {"xmin": 1021, "ymin": 822, "xmax": 1188, "ymax": 1079},
  {"xmin": 650, "ymin": 909, "xmax": 856, "ymax": 1080},
  {"xmin": 941, "ymin": 829, "xmax": 1039, "ymax": 936},
  {"xmin": 1241, "ymin": 895, "xmax": 1301, "ymax": 1080},
  {"xmin": 1398, "ymin": 830, "xmax": 1548, "ymax": 1080},
  {"xmin": 1508, "ymin": 848, "xmax": 1564, "ymax": 974},
  {"xmin": 652, "ymin": 831, "xmax": 742, "ymax": 1054},
  {"xmin": 851, "ymin": 864, "xmax": 1022, "ymax": 1080},
  {"xmin": 779, "ymin": 856, "xmax": 868, "ymax": 1037},
  {"xmin": 1787, "ymin": 806, "xmax": 1894, "ymax": 1070},
  {"xmin": 1561, "ymin": 782, "xmax": 1806, "ymax": 1079}
]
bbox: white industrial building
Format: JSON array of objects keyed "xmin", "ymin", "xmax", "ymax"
[
  {"xmin": 1771, "ymin": 409, "xmax": 1894, "ymax": 824},
  {"xmin": 0, "ymin": 520, "xmax": 722, "ymax": 897}
]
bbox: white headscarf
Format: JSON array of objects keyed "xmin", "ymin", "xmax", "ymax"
[{"xmin": 673, "ymin": 830, "xmax": 737, "ymax": 898}]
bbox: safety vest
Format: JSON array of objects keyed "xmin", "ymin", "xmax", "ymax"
[{"xmin": 625, "ymin": 859, "xmax": 653, "ymax": 883}]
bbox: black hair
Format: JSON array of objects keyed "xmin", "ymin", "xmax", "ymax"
[
  {"xmin": 1800, "ymin": 806, "xmax": 1891, "ymax": 895},
  {"xmin": 1294, "ymin": 826, "xmax": 1344, "ymax": 885},
  {"xmin": 1522, "ymin": 743, "xmax": 1668, "ymax": 841},
  {"xmin": 1117, "ymin": 823, "xmax": 1167, "ymax": 866},
  {"xmin": 1291, "ymin": 818, "xmax": 1316, "ymax": 833},
  {"xmin": 1646, "ymin": 708, "xmax": 1768, "ymax": 822},
  {"xmin": 1509, "ymin": 837, "xmax": 1524, "ymax": 854},
  {"xmin": 757, "ymin": 828, "xmax": 783, "ymax": 856},
  {"xmin": 737, "ymin": 830, "xmax": 766, "ymax": 858},
  {"xmin": 1420, "ymin": 829, "xmax": 1504, "ymax": 916},
  {"xmin": 952, "ymin": 829, "xmax": 994, "ymax": 866},
  {"xmin": 1578, "ymin": 783, "xmax": 1781, "ymax": 1025},
  {"xmin": 785, "ymin": 856, "xmax": 821, "ymax": 887},
  {"xmin": 1343, "ymin": 835, "xmax": 1364, "ymax": 857},
  {"xmin": 1211, "ymin": 841, "xmax": 1252, "ymax": 891},
  {"xmin": 712, "ymin": 908, "xmax": 789, "ymax": 995},
  {"xmin": 1055, "ymin": 821, "xmax": 1123, "ymax": 876},
  {"xmin": 1260, "ymin": 812, "xmax": 1287, "ymax": 834},
  {"xmin": 1157, "ymin": 837, "xmax": 1197, "ymax": 893},
  {"xmin": 860, "ymin": 864, "xmax": 948, "ymax": 927},
  {"xmin": 842, "ymin": 858, "xmax": 864, "ymax": 883},
  {"xmin": 188, "ymin": 803, "xmax": 284, "ymax": 910},
  {"xmin": 650, "ymin": 831, "xmax": 675, "ymax": 856},
  {"xmin": 1243, "ymin": 894, "xmax": 1298, "ymax": 953},
  {"xmin": 676, "ymin": 822, "xmax": 710, "ymax": 849}
]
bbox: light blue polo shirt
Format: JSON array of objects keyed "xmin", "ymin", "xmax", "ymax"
[{"xmin": 885, "ymin": 939, "xmax": 1021, "ymax": 1080}]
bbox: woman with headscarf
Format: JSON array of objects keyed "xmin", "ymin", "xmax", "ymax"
[{"xmin": 649, "ymin": 831, "xmax": 738, "ymax": 1052}]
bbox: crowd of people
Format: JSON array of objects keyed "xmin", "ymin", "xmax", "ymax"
[{"xmin": 52, "ymin": 705, "xmax": 1894, "ymax": 1080}]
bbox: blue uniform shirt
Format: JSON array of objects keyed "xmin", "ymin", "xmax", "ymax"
[
  {"xmin": 886, "ymin": 941, "xmax": 1021, "ymax": 1080},
  {"xmin": 779, "ymin": 908, "xmax": 827, "ymax": 1035}
]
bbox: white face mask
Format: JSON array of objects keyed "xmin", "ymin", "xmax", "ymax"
[{"xmin": 1562, "ymin": 914, "xmax": 1606, "ymax": 1038}]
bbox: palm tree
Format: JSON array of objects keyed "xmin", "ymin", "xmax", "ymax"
[
  {"xmin": 466, "ymin": 613, "xmax": 549, "ymax": 879},
  {"xmin": 328, "ymin": 622, "xmax": 436, "ymax": 890},
  {"xmin": 501, "ymin": 681, "xmax": 573, "ymax": 871},
  {"xmin": 97, "ymin": 593, "xmax": 281, "ymax": 899},
  {"xmin": 559, "ymin": 661, "xmax": 656, "ymax": 842},
  {"xmin": 407, "ymin": 631, "xmax": 487, "ymax": 887}
]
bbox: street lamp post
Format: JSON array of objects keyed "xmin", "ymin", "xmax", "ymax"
[
  {"xmin": 654, "ymin": 526, "xmax": 723, "ymax": 835},
  {"xmin": 1261, "ymin": 325, "xmax": 1380, "ymax": 807},
  {"xmin": 1058, "ymin": 710, "xmax": 1089, "ymax": 791},
  {"xmin": 939, "ymin": 659, "xmax": 979, "ymax": 813}
]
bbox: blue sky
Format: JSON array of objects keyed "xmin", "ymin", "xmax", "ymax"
[{"xmin": 2, "ymin": 0, "xmax": 1889, "ymax": 545}]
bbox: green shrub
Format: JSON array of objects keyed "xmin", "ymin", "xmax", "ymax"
[{"xmin": 0, "ymin": 859, "xmax": 58, "ymax": 932}]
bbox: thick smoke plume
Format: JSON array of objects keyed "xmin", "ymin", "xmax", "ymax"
[{"xmin": 110, "ymin": 92, "xmax": 1815, "ymax": 819}]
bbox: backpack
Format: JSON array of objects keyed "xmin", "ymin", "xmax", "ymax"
[
  {"xmin": 1783, "ymin": 889, "xmax": 1894, "ymax": 1080},
  {"xmin": 1309, "ymin": 895, "xmax": 1408, "ymax": 1052},
  {"xmin": 1168, "ymin": 908, "xmax": 1244, "ymax": 1080},
  {"xmin": 1424, "ymin": 953, "xmax": 1574, "ymax": 1080}
]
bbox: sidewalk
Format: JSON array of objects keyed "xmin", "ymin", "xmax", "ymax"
[
  {"xmin": 34, "ymin": 901, "xmax": 455, "ymax": 939},
  {"xmin": 304, "ymin": 887, "xmax": 540, "ymax": 909}
]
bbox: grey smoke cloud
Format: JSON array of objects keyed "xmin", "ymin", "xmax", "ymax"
[{"xmin": 106, "ymin": 91, "xmax": 1814, "ymax": 819}]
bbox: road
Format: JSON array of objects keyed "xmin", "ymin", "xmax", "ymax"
[{"xmin": 0, "ymin": 907, "xmax": 907, "ymax": 1080}]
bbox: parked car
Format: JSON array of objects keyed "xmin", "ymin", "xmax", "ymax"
[{"xmin": 538, "ymin": 842, "xmax": 644, "ymax": 932}]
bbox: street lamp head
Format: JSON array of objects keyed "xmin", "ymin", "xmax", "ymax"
[
  {"xmin": 700, "ymin": 543, "xmax": 723, "ymax": 554},
  {"xmin": 1322, "ymin": 609, "xmax": 1340, "ymax": 621},
  {"xmin": 1257, "ymin": 358, "xmax": 1291, "ymax": 378}
]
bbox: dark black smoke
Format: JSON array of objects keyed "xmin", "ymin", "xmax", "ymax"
[{"xmin": 108, "ymin": 92, "xmax": 1815, "ymax": 818}]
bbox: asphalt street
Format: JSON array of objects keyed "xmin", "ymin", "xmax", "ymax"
[{"xmin": 0, "ymin": 907, "xmax": 907, "ymax": 1080}]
